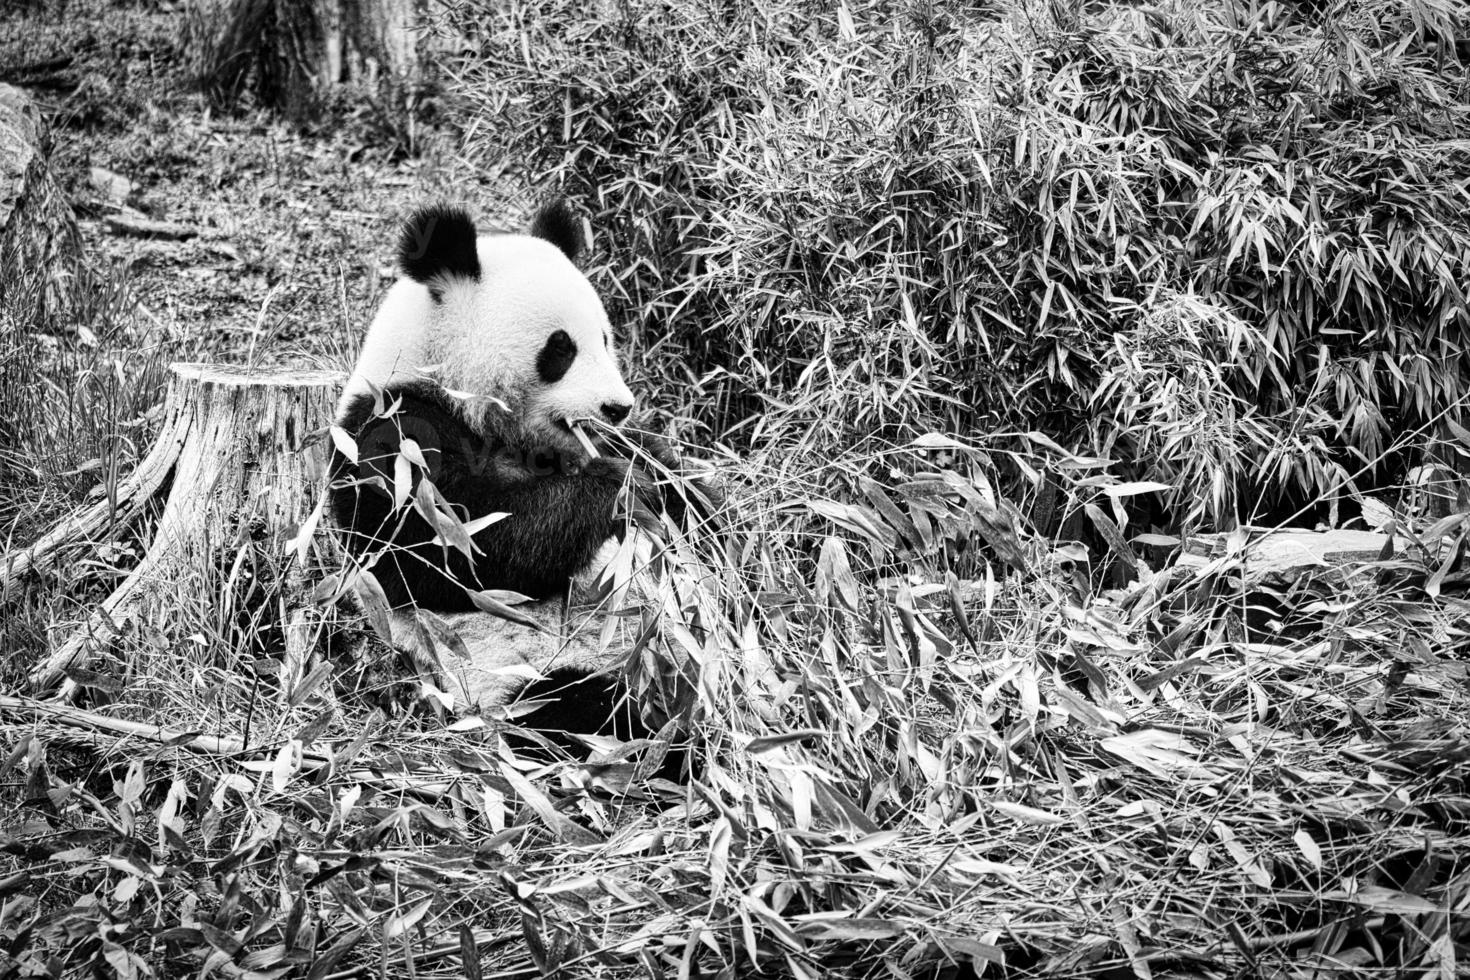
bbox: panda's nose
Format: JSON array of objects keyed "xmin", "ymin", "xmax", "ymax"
[{"xmin": 600, "ymin": 402, "xmax": 632, "ymax": 425}]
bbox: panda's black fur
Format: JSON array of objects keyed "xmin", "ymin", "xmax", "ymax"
[
  {"xmin": 398, "ymin": 200, "xmax": 580, "ymax": 291},
  {"xmin": 528, "ymin": 199, "xmax": 583, "ymax": 262},
  {"xmin": 328, "ymin": 381, "xmax": 687, "ymax": 609},
  {"xmin": 397, "ymin": 204, "xmax": 481, "ymax": 290}
]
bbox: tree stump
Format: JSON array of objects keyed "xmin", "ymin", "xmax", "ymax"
[{"xmin": 23, "ymin": 363, "xmax": 343, "ymax": 694}]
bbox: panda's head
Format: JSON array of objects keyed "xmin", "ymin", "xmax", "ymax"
[{"xmin": 397, "ymin": 201, "xmax": 635, "ymax": 452}]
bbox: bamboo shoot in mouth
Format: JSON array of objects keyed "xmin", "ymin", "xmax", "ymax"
[{"xmin": 568, "ymin": 419, "xmax": 600, "ymax": 458}]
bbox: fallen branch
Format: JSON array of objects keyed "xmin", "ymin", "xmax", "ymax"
[
  {"xmin": 0, "ymin": 692, "xmax": 259, "ymax": 756},
  {"xmin": 103, "ymin": 213, "xmax": 198, "ymax": 240},
  {"xmin": 0, "ymin": 693, "xmax": 466, "ymax": 799},
  {"xmin": 1, "ymin": 398, "xmax": 185, "ymax": 599}
]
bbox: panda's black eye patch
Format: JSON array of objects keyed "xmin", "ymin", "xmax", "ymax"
[{"xmin": 537, "ymin": 329, "xmax": 577, "ymax": 383}]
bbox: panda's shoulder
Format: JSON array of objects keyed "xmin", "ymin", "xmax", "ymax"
[
  {"xmin": 337, "ymin": 380, "xmax": 463, "ymax": 437},
  {"xmin": 332, "ymin": 380, "xmax": 509, "ymax": 510}
]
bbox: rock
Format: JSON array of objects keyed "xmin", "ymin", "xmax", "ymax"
[
  {"xmin": 88, "ymin": 166, "xmax": 135, "ymax": 209},
  {"xmin": 0, "ymin": 83, "xmax": 81, "ymax": 311},
  {"xmin": 386, "ymin": 601, "xmax": 611, "ymax": 712},
  {"xmin": 103, "ymin": 213, "xmax": 198, "ymax": 240}
]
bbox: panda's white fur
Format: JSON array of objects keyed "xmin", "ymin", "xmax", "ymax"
[{"xmin": 341, "ymin": 210, "xmax": 634, "ymax": 455}]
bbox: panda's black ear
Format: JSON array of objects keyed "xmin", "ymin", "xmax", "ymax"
[
  {"xmin": 529, "ymin": 199, "xmax": 583, "ymax": 262},
  {"xmin": 398, "ymin": 205, "xmax": 480, "ymax": 290}
]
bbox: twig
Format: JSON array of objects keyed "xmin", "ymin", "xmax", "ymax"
[{"xmin": 0, "ymin": 55, "xmax": 74, "ymax": 81}]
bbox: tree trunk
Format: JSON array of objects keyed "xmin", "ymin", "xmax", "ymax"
[
  {"xmin": 23, "ymin": 363, "xmax": 343, "ymax": 695},
  {"xmin": 185, "ymin": 0, "xmax": 441, "ymax": 119}
]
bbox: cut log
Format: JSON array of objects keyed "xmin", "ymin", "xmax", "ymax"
[
  {"xmin": 27, "ymin": 362, "xmax": 343, "ymax": 694},
  {"xmin": 19, "ymin": 361, "xmax": 690, "ymax": 729},
  {"xmin": 1179, "ymin": 527, "xmax": 1413, "ymax": 579}
]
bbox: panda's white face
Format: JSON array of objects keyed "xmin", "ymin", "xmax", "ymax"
[
  {"xmin": 433, "ymin": 234, "xmax": 634, "ymax": 451},
  {"xmin": 345, "ymin": 202, "xmax": 635, "ymax": 454}
]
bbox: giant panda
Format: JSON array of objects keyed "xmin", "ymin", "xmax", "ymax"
[{"xmin": 328, "ymin": 200, "xmax": 701, "ymax": 742}]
